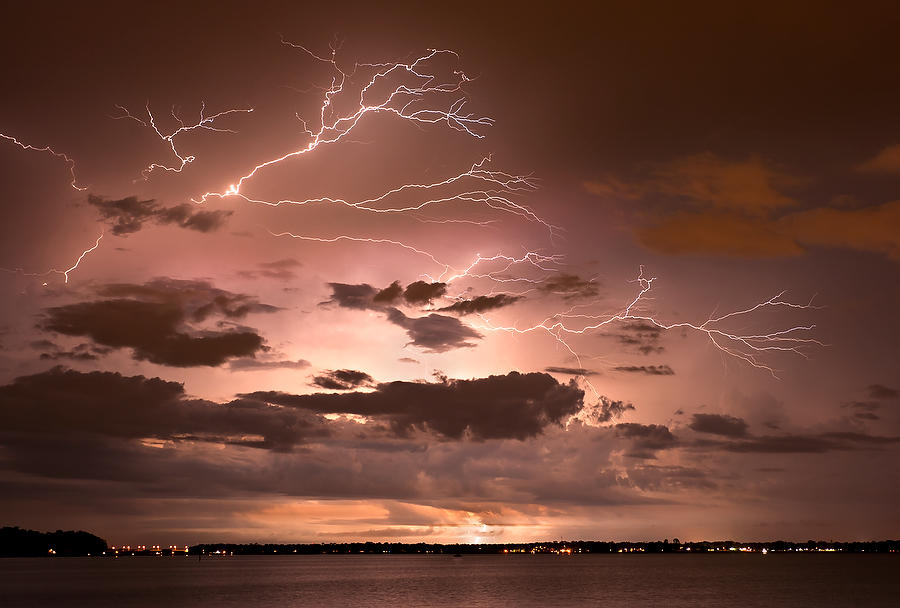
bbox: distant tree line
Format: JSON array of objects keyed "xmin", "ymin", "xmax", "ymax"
[
  {"xmin": 0, "ymin": 526, "xmax": 108, "ymax": 557},
  {"xmin": 3, "ymin": 527, "xmax": 898, "ymax": 557}
]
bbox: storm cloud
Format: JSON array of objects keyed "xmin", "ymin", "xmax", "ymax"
[
  {"xmin": 0, "ymin": 367, "xmax": 330, "ymax": 451},
  {"xmin": 40, "ymin": 279, "xmax": 277, "ymax": 367},
  {"xmin": 386, "ymin": 308, "xmax": 482, "ymax": 352},
  {"xmin": 243, "ymin": 371, "xmax": 584, "ymax": 441},
  {"xmin": 439, "ymin": 294, "xmax": 522, "ymax": 315},
  {"xmin": 312, "ymin": 369, "xmax": 375, "ymax": 390},
  {"xmin": 88, "ymin": 195, "xmax": 232, "ymax": 236},
  {"xmin": 689, "ymin": 413, "xmax": 750, "ymax": 438}
]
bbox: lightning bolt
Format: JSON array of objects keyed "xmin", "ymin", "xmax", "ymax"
[
  {"xmin": 125, "ymin": 40, "xmax": 555, "ymax": 235},
  {"xmin": 113, "ymin": 102, "xmax": 253, "ymax": 179},
  {"xmin": 1, "ymin": 232, "xmax": 103, "ymax": 284},
  {"xmin": 2, "ymin": 40, "xmax": 821, "ymax": 392},
  {"xmin": 473, "ymin": 266, "xmax": 824, "ymax": 381},
  {"xmin": 223, "ymin": 156, "xmax": 555, "ymax": 234},
  {"xmin": 0, "ymin": 132, "xmax": 87, "ymax": 191}
]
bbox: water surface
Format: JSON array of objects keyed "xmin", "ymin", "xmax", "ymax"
[{"xmin": 1, "ymin": 553, "xmax": 896, "ymax": 607}]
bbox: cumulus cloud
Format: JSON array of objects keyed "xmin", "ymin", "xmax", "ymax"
[
  {"xmin": 324, "ymin": 283, "xmax": 379, "ymax": 310},
  {"xmin": 349, "ymin": 280, "xmax": 448, "ymax": 307},
  {"xmin": 323, "ymin": 283, "xmax": 483, "ymax": 352},
  {"xmin": 242, "ymin": 371, "xmax": 584, "ymax": 441},
  {"xmin": 401, "ymin": 281, "xmax": 447, "ymax": 305},
  {"xmin": 386, "ymin": 308, "xmax": 482, "ymax": 352},
  {"xmin": 614, "ymin": 423, "xmax": 678, "ymax": 459},
  {"xmin": 87, "ymin": 195, "xmax": 232, "ymax": 236},
  {"xmin": 373, "ymin": 281, "xmax": 404, "ymax": 304},
  {"xmin": 438, "ymin": 294, "xmax": 522, "ymax": 315},
  {"xmin": 689, "ymin": 413, "xmax": 749, "ymax": 438},
  {"xmin": 40, "ymin": 279, "xmax": 277, "ymax": 367},
  {"xmin": 0, "ymin": 367, "xmax": 331, "ymax": 451},
  {"xmin": 588, "ymin": 396, "xmax": 635, "ymax": 423},
  {"xmin": 311, "ymin": 369, "xmax": 375, "ymax": 390}
]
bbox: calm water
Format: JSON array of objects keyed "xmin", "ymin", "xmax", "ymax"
[{"xmin": 0, "ymin": 554, "xmax": 896, "ymax": 607}]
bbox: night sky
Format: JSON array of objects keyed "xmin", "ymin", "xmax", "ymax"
[{"xmin": 1, "ymin": 1, "xmax": 898, "ymax": 544}]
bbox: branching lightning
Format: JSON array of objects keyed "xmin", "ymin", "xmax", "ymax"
[
  {"xmin": 472, "ymin": 266, "xmax": 823, "ymax": 381},
  {"xmin": 0, "ymin": 132, "xmax": 87, "ymax": 190},
  {"xmin": 0, "ymin": 133, "xmax": 101, "ymax": 284},
  {"xmin": 113, "ymin": 102, "xmax": 253, "ymax": 179},
  {"xmin": 2, "ymin": 40, "xmax": 821, "ymax": 390},
  {"xmin": 1, "ymin": 232, "xmax": 103, "ymax": 284}
]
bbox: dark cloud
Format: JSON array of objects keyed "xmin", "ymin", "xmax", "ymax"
[
  {"xmin": 0, "ymin": 367, "xmax": 331, "ymax": 452},
  {"xmin": 438, "ymin": 294, "xmax": 522, "ymax": 315},
  {"xmin": 398, "ymin": 357, "xmax": 419, "ymax": 364},
  {"xmin": 544, "ymin": 366, "xmax": 598, "ymax": 376},
  {"xmin": 372, "ymin": 280, "xmax": 447, "ymax": 306},
  {"xmin": 324, "ymin": 282, "xmax": 379, "ymax": 310},
  {"xmin": 614, "ymin": 423, "xmax": 678, "ymax": 459},
  {"xmin": 373, "ymin": 280, "xmax": 403, "ymax": 304},
  {"xmin": 330, "ymin": 280, "xmax": 447, "ymax": 309},
  {"xmin": 386, "ymin": 308, "xmax": 481, "ymax": 352},
  {"xmin": 717, "ymin": 435, "xmax": 844, "ymax": 454},
  {"xmin": 689, "ymin": 413, "xmax": 749, "ymax": 438},
  {"xmin": 312, "ymin": 369, "xmax": 375, "ymax": 391},
  {"xmin": 697, "ymin": 432, "xmax": 900, "ymax": 454},
  {"xmin": 87, "ymin": 195, "xmax": 232, "ymax": 236},
  {"xmin": 539, "ymin": 274, "xmax": 599, "ymax": 300},
  {"xmin": 607, "ymin": 322, "xmax": 665, "ymax": 355},
  {"xmin": 402, "ymin": 281, "xmax": 447, "ymax": 305},
  {"xmin": 97, "ymin": 279, "xmax": 278, "ymax": 321},
  {"xmin": 323, "ymin": 284, "xmax": 482, "ymax": 352},
  {"xmin": 613, "ymin": 364, "xmax": 674, "ymax": 375},
  {"xmin": 593, "ymin": 396, "xmax": 635, "ymax": 423},
  {"xmin": 227, "ymin": 358, "xmax": 310, "ymax": 371},
  {"xmin": 41, "ymin": 279, "xmax": 277, "ymax": 367},
  {"xmin": 242, "ymin": 371, "xmax": 584, "ymax": 441},
  {"xmin": 237, "ymin": 258, "xmax": 302, "ymax": 281},
  {"xmin": 36, "ymin": 342, "xmax": 113, "ymax": 362},
  {"xmin": 868, "ymin": 384, "xmax": 899, "ymax": 400}
]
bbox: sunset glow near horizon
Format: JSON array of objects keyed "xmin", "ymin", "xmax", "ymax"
[{"xmin": 1, "ymin": 2, "xmax": 898, "ymax": 545}]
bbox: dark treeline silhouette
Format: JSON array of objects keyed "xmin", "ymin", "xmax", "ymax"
[
  {"xmin": 190, "ymin": 539, "xmax": 900, "ymax": 555},
  {"xmin": 3, "ymin": 526, "xmax": 898, "ymax": 557},
  {"xmin": 0, "ymin": 526, "xmax": 108, "ymax": 557}
]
